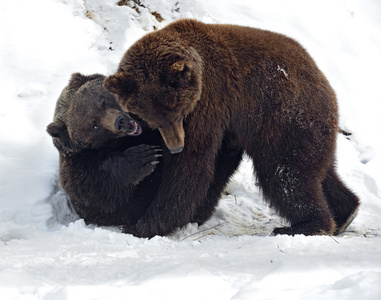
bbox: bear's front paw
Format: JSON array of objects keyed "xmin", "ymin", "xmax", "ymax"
[
  {"xmin": 120, "ymin": 217, "xmax": 163, "ymax": 238},
  {"xmin": 119, "ymin": 223, "xmax": 156, "ymax": 238},
  {"xmin": 124, "ymin": 144, "xmax": 162, "ymax": 182}
]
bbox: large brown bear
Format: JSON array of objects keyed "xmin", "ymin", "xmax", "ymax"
[
  {"xmin": 104, "ymin": 19, "xmax": 360, "ymax": 238},
  {"xmin": 47, "ymin": 73, "xmax": 163, "ymax": 228}
]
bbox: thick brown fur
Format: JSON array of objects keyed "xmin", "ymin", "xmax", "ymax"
[
  {"xmin": 47, "ymin": 73, "xmax": 163, "ymax": 227},
  {"xmin": 105, "ymin": 19, "xmax": 360, "ymax": 237}
]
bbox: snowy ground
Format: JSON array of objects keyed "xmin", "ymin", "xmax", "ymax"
[{"xmin": 1, "ymin": 0, "xmax": 381, "ymax": 299}]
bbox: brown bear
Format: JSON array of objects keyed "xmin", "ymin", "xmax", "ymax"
[
  {"xmin": 104, "ymin": 19, "xmax": 360, "ymax": 238},
  {"xmin": 47, "ymin": 73, "xmax": 163, "ymax": 228}
]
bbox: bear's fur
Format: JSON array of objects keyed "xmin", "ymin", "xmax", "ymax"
[
  {"xmin": 105, "ymin": 19, "xmax": 360, "ymax": 238},
  {"xmin": 47, "ymin": 73, "xmax": 163, "ymax": 227}
]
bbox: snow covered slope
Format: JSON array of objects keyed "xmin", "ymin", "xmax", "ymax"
[{"xmin": 0, "ymin": 0, "xmax": 380, "ymax": 299}]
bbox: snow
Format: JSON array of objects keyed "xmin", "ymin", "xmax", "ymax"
[{"xmin": 0, "ymin": 0, "xmax": 380, "ymax": 299}]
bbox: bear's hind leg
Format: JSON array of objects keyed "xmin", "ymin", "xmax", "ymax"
[
  {"xmin": 322, "ymin": 166, "xmax": 360, "ymax": 235},
  {"xmin": 256, "ymin": 165, "xmax": 336, "ymax": 236}
]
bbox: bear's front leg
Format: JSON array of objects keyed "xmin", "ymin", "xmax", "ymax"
[{"xmin": 125, "ymin": 148, "xmax": 217, "ymax": 238}]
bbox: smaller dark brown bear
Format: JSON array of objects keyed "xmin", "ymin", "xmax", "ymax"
[{"xmin": 47, "ymin": 73, "xmax": 163, "ymax": 228}]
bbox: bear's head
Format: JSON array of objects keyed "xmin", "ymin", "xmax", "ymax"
[
  {"xmin": 47, "ymin": 73, "xmax": 142, "ymax": 156},
  {"xmin": 104, "ymin": 39, "xmax": 203, "ymax": 154}
]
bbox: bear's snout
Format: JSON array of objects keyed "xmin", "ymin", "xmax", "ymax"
[
  {"xmin": 158, "ymin": 118, "xmax": 185, "ymax": 154},
  {"xmin": 115, "ymin": 116, "xmax": 142, "ymax": 136},
  {"xmin": 114, "ymin": 116, "xmax": 126, "ymax": 131}
]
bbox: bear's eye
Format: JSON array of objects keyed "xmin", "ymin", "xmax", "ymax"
[
  {"xmin": 102, "ymin": 100, "xmax": 107, "ymax": 108},
  {"xmin": 92, "ymin": 124, "xmax": 99, "ymax": 130},
  {"xmin": 168, "ymin": 80, "xmax": 177, "ymax": 88}
]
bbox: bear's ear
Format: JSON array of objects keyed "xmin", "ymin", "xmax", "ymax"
[
  {"xmin": 169, "ymin": 48, "xmax": 202, "ymax": 83},
  {"xmin": 104, "ymin": 73, "xmax": 136, "ymax": 97},
  {"xmin": 67, "ymin": 73, "xmax": 89, "ymax": 90},
  {"xmin": 67, "ymin": 73, "xmax": 104, "ymax": 91},
  {"xmin": 46, "ymin": 120, "xmax": 66, "ymax": 138},
  {"xmin": 47, "ymin": 120, "xmax": 80, "ymax": 156},
  {"xmin": 169, "ymin": 60, "xmax": 192, "ymax": 82}
]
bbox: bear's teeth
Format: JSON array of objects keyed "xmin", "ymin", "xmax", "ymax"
[
  {"xmin": 131, "ymin": 122, "xmax": 138, "ymax": 134},
  {"xmin": 127, "ymin": 121, "xmax": 142, "ymax": 135}
]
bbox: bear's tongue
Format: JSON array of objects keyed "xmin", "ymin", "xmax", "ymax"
[{"xmin": 127, "ymin": 121, "xmax": 142, "ymax": 136}]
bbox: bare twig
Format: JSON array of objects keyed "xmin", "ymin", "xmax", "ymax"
[
  {"xmin": 193, "ymin": 231, "xmax": 217, "ymax": 241},
  {"xmin": 319, "ymin": 229, "xmax": 339, "ymax": 244},
  {"xmin": 339, "ymin": 128, "xmax": 352, "ymax": 136},
  {"xmin": 182, "ymin": 222, "xmax": 227, "ymax": 241},
  {"xmin": 277, "ymin": 244, "xmax": 285, "ymax": 253}
]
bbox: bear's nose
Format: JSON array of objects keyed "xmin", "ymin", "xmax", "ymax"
[
  {"xmin": 170, "ymin": 146, "xmax": 184, "ymax": 154},
  {"xmin": 115, "ymin": 116, "xmax": 126, "ymax": 131}
]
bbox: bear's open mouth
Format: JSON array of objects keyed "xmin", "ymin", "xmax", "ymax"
[
  {"xmin": 126, "ymin": 120, "xmax": 142, "ymax": 136},
  {"xmin": 115, "ymin": 116, "xmax": 142, "ymax": 136}
]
